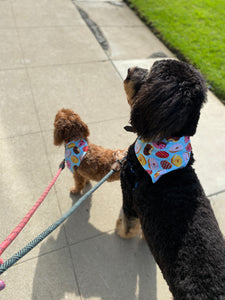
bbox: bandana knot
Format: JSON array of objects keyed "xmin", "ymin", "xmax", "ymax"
[
  {"xmin": 65, "ymin": 139, "xmax": 89, "ymax": 173},
  {"xmin": 135, "ymin": 136, "xmax": 191, "ymax": 183}
]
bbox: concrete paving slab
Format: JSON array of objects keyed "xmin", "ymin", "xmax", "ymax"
[
  {"xmin": 70, "ymin": 233, "xmax": 166, "ymax": 300},
  {"xmin": 50, "ymin": 180, "xmax": 122, "ymax": 245},
  {"xmin": 18, "ymin": 26, "xmax": 107, "ymax": 67},
  {"xmin": 27, "ymin": 61, "xmax": 128, "ymax": 131},
  {"xmin": 0, "ymin": 69, "xmax": 40, "ymax": 139},
  {"xmin": 12, "ymin": 0, "xmax": 84, "ymax": 27},
  {"xmin": 77, "ymin": 1, "xmax": 144, "ymax": 26},
  {"xmin": 101, "ymin": 26, "xmax": 174, "ymax": 60},
  {"xmin": 0, "ymin": 29, "xmax": 24, "ymax": 69},
  {"xmin": 1, "ymin": 248, "xmax": 80, "ymax": 300},
  {"xmin": 210, "ymin": 192, "xmax": 225, "ymax": 235},
  {"xmin": 0, "ymin": 133, "xmax": 67, "ymax": 262},
  {"xmin": 192, "ymin": 91, "xmax": 225, "ymax": 195},
  {"xmin": 0, "ymin": 1, "xmax": 15, "ymax": 28}
]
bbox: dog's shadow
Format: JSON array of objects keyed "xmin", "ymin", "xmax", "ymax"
[{"xmin": 31, "ymin": 183, "xmax": 157, "ymax": 300}]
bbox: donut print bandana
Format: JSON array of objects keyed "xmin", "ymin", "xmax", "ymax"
[
  {"xmin": 65, "ymin": 139, "xmax": 89, "ymax": 173},
  {"xmin": 135, "ymin": 136, "xmax": 192, "ymax": 183}
]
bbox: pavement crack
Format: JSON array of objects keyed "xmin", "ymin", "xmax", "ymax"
[
  {"xmin": 73, "ymin": 3, "xmax": 109, "ymax": 52},
  {"xmin": 148, "ymin": 52, "xmax": 168, "ymax": 58},
  {"xmin": 107, "ymin": 1, "xmax": 124, "ymax": 7}
]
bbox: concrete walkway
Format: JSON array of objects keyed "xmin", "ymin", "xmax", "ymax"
[{"xmin": 0, "ymin": 0, "xmax": 224, "ymax": 299}]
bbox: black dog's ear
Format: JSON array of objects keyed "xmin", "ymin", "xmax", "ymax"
[{"xmin": 130, "ymin": 61, "xmax": 207, "ymax": 140}]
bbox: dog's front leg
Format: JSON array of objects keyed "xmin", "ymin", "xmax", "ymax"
[
  {"xmin": 116, "ymin": 186, "xmax": 141, "ymax": 238},
  {"xmin": 70, "ymin": 172, "xmax": 87, "ymax": 194},
  {"xmin": 116, "ymin": 212, "xmax": 141, "ymax": 239}
]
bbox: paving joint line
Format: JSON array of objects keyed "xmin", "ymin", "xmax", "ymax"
[{"xmin": 208, "ymin": 190, "xmax": 225, "ymax": 198}]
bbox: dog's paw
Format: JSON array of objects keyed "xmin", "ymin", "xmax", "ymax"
[
  {"xmin": 115, "ymin": 218, "xmax": 140, "ymax": 239},
  {"xmin": 70, "ymin": 187, "xmax": 81, "ymax": 194}
]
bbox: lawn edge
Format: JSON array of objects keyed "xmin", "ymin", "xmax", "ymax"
[{"xmin": 123, "ymin": 0, "xmax": 225, "ymax": 104}]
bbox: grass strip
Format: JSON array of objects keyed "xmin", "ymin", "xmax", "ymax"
[{"xmin": 125, "ymin": 0, "xmax": 225, "ymax": 103}]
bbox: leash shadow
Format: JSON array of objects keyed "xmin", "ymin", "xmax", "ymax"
[{"xmin": 31, "ymin": 182, "xmax": 157, "ymax": 300}]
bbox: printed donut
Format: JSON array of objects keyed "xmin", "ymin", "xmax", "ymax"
[
  {"xmin": 65, "ymin": 149, "xmax": 71, "ymax": 158},
  {"xmin": 73, "ymin": 146, "xmax": 80, "ymax": 154},
  {"xmin": 78, "ymin": 140, "xmax": 86, "ymax": 147},
  {"xmin": 71, "ymin": 155, "xmax": 79, "ymax": 164},
  {"xmin": 167, "ymin": 137, "xmax": 180, "ymax": 142},
  {"xmin": 154, "ymin": 169, "xmax": 167, "ymax": 180},
  {"xmin": 161, "ymin": 160, "xmax": 172, "ymax": 169},
  {"xmin": 154, "ymin": 171, "xmax": 161, "ymax": 180},
  {"xmin": 184, "ymin": 136, "xmax": 190, "ymax": 143},
  {"xmin": 67, "ymin": 142, "xmax": 75, "ymax": 149},
  {"xmin": 148, "ymin": 157, "xmax": 159, "ymax": 170},
  {"xmin": 171, "ymin": 154, "xmax": 183, "ymax": 167},
  {"xmin": 83, "ymin": 146, "xmax": 89, "ymax": 152},
  {"xmin": 152, "ymin": 141, "xmax": 167, "ymax": 149},
  {"xmin": 146, "ymin": 169, "xmax": 153, "ymax": 175},
  {"xmin": 185, "ymin": 143, "xmax": 192, "ymax": 152},
  {"xmin": 143, "ymin": 144, "xmax": 154, "ymax": 155},
  {"xmin": 155, "ymin": 151, "xmax": 169, "ymax": 158},
  {"xmin": 169, "ymin": 143, "xmax": 183, "ymax": 153},
  {"xmin": 135, "ymin": 142, "xmax": 142, "ymax": 154},
  {"xmin": 138, "ymin": 154, "xmax": 146, "ymax": 166},
  {"xmin": 183, "ymin": 152, "xmax": 190, "ymax": 164},
  {"xmin": 66, "ymin": 160, "xmax": 71, "ymax": 169}
]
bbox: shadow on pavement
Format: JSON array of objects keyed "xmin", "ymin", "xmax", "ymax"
[{"xmin": 32, "ymin": 184, "xmax": 157, "ymax": 300}]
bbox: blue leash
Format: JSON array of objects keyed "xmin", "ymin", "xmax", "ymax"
[{"xmin": 0, "ymin": 169, "xmax": 115, "ymax": 276}]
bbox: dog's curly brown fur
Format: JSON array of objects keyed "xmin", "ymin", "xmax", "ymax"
[
  {"xmin": 54, "ymin": 108, "xmax": 125, "ymax": 194},
  {"xmin": 116, "ymin": 60, "xmax": 225, "ymax": 299}
]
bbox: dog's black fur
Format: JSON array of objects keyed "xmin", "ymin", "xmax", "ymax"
[{"xmin": 116, "ymin": 59, "xmax": 225, "ymax": 299}]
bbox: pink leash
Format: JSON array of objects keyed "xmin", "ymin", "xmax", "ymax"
[{"xmin": 0, "ymin": 160, "xmax": 65, "ymax": 290}]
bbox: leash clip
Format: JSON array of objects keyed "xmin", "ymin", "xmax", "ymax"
[{"xmin": 59, "ymin": 159, "xmax": 65, "ymax": 170}]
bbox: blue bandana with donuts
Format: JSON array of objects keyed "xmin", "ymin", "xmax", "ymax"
[
  {"xmin": 65, "ymin": 139, "xmax": 89, "ymax": 173},
  {"xmin": 135, "ymin": 136, "xmax": 192, "ymax": 183}
]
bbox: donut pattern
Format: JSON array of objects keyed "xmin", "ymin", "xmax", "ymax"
[
  {"xmin": 135, "ymin": 136, "xmax": 191, "ymax": 183},
  {"xmin": 65, "ymin": 139, "xmax": 89, "ymax": 173}
]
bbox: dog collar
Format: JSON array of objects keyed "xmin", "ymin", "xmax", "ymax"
[
  {"xmin": 135, "ymin": 136, "xmax": 192, "ymax": 183},
  {"xmin": 65, "ymin": 139, "xmax": 89, "ymax": 173}
]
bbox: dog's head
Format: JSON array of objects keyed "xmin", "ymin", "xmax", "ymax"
[
  {"xmin": 54, "ymin": 108, "xmax": 90, "ymax": 145},
  {"xmin": 124, "ymin": 59, "xmax": 207, "ymax": 140}
]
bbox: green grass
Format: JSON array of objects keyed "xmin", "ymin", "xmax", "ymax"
[{"xmin": 125, "ymin": 0, "xmax": 225, "ymax": 103}]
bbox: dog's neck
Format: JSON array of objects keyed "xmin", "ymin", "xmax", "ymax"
[
  {"xmin": 65, "ymin": 136, "xmax": 89, "ymax": 144},
  {"xmin": 134, "ymin": 136, "xmax": 192, "ymax": 183},
  {"xmin": 64, "ymin": 139, "xmax": 89, "ymax": 173}
]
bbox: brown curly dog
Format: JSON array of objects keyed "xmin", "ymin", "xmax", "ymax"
[{"xmin": 54, "ymin": 108, "xmax": 126, "ymax": 194}]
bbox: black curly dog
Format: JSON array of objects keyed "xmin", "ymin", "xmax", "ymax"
[{"xmin": 116, "ymin": 59, "xmax": 225, "ymax": 299}]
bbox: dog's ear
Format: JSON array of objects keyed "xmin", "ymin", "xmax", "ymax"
[
  {"xmin": 53, "ymin": 118, "xmax": 71, "ymax": 145},
  {"xmin": 54, "ymin": 109, "xmax": 90, "ymax": 145},
  {"xmin": 130, "ymin": 60, "xmax": 207, "ymax": 140}
]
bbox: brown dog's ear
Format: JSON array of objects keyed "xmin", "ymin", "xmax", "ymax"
[
  {"xmin": 75, "ymin": 118, "xmax": 90, "ymax": 139},
  {"xmin": 54, "ymin": 113, "xmax": 90, "ymax": 146},
  {"xmin": 53, "ymin": 119, "xmax": 67, "ymax": 145}
]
